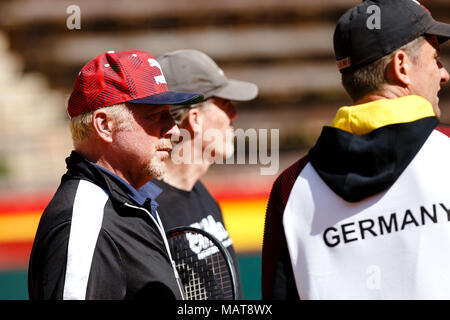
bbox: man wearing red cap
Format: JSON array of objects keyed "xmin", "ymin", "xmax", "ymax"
[{"xmin": 28, "ymin": 50, "xmax": 202, "ymax": 300}]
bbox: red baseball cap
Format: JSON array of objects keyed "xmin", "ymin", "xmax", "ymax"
[{"xmin": 67, "ymin": 50, "xmax": 203, "ymax": 118}]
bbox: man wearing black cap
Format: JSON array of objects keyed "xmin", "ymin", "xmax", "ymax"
[
  {"xmin": 262, "ymin": 0, "xmax": 450, "ymax": 299},
  {"xmin": 28, "ymin": 50, "xmax": 203, "ymax": 299},
  {"xmin": 150, "ymin": 49, "xmax": 258, "ymax": 299}
]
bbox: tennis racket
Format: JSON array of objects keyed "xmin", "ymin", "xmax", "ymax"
[{"xmin": 166, "ymin": 226, "xmax": 238, "ymax": 300}]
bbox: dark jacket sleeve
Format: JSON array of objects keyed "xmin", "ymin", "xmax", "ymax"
[
  {"xmin": 261, "ymin": 156, "xmax": 309, "ymax": 300},
  {"xmin": 28, "ymin": 221, "xmax": 71, "ymax": 300}
]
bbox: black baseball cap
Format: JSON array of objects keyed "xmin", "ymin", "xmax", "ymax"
[{"xmin": 334, "ymin": 0, "xmax": 450, "ymax": 73}]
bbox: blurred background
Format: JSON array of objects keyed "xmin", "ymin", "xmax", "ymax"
[{"xmin": 0, "ymin": 0, "xmax": 449, "ymax": 300}]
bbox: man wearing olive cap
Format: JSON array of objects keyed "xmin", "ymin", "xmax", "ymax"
[{"xmin": 151, "ymin": 49, "xmax": 259, "ymax": 299}]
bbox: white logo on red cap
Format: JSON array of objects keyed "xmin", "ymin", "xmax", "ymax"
[{"xmin": 148, "ymin": 58, "xmax": 167, "ymax": 85}]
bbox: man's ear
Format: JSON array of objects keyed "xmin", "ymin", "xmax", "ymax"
[
  {"xmin": 386, "ymin": 50, "xmax": 412, "ymax": 87},
  {"xmin": 92, "ymin": 110, "xmax": 114, "ymax": 143},
  {"xmin": 187, "ymin": 108, "xmax": 203, "ymax": 133}
]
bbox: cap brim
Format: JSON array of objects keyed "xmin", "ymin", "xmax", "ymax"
[
  {"xmin": 208, "ymin": 79, "xmax": 258, "ymax": 101},
  {"xmin": 426, "ymin": 20, "xmax": 450, "ymax": 44},
  {"xmin": 128, "ymin": 91, "xmax": 203, "ymax": 106}
]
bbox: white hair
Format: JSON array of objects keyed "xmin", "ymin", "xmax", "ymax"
[{"xmin": 70, "ymin": 103, "xmax": 133, "ymax": 148}]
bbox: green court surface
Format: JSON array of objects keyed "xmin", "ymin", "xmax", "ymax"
[
  {"xmin": 238, "ymin": 254, "xmax": 262, "ymax": 300},
  {"xmin": 0, "ymin": 254, "xmax": 262, "ymax": 300},
  {"xmin": 0, "ymin": 270, "xmax": 28, "ymax": 300}
]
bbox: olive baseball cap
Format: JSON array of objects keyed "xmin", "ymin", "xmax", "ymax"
[
  {"xmin": 157, "ymin": 49, "xmax": 258, "ymax": 101},
  {"xmin": 334, "ymin": 0, "xmax": 450, "ymax": 73}
]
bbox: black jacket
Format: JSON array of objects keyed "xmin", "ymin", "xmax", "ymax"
[{"xmin": 28, "ymin": 151, "xmax": 183, "ymax": 300}]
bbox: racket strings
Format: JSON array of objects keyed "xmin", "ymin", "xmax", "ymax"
[{"xmin": 168, "ymin": 231, "xmax": 234, "ymax": 300}]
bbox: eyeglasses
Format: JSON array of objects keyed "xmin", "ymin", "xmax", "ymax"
[
  {"xmin": 169, "ymin": 104, "xmax": 193, "ymax": 117},
  {"xmin": 169, "ymin": 97, "xmax": 236, "ymax": 119}
]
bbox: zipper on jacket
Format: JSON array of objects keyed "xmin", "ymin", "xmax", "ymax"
[{"xmin": 124, "ymin": 202, "xmax": 185, "ymax": 300}]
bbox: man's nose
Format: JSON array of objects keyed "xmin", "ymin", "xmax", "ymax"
[
  {"xmin": 161, "ymin": 112, "xmax": 180, "ymax": 138},
  {"xmin": 439, "ymin": 61, "xmax": 450, "ymax": 84},
  {"xmin": 165, "ymin": 122, "xmax": 180, "ymax": 138}
]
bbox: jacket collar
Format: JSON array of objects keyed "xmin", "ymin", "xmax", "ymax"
[
  {"xmin": 331, "ymin": 95, "xmax": 435, "ymax": 135},
  {"xmin": 91, "ymin": 162, "xmax": 162, "ymax": 210},
  {"xmin": 64, "ymin": 151, "xmax": 161, "ymax": 213},
  {"xmin": 309, "ymin": 95, "xmax": 439, "ymax": 203}
]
